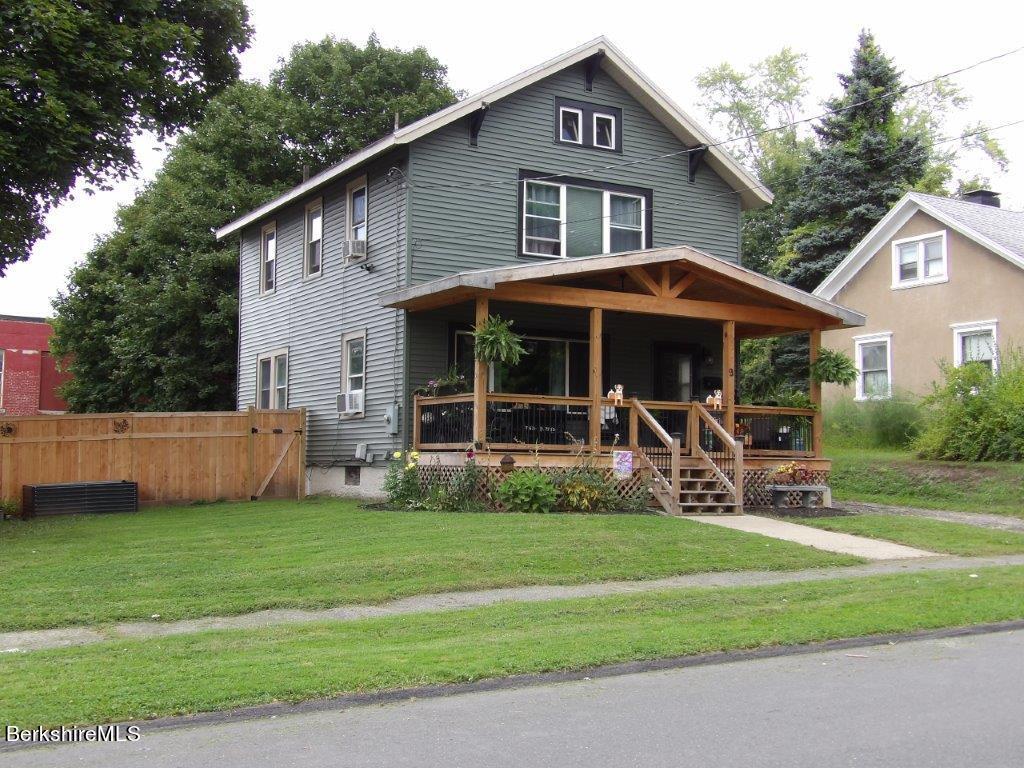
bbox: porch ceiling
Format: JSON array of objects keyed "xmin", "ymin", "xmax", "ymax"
[{"xmin": 380, "ymin": 246, "xmax": 865, "ymax": 334}]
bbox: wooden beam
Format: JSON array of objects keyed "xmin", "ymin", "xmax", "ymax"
[
  {"xmin": 589, "ymin": 308, "xmax": 603, "ymax": 451},
  {"xmin": 626, "ymin": 266, "xmax": 661, "ymax": 296},
  {"xmin": 488, "ymin": 282, "xmax": 824, "ymax": 329},
  {"xmin": 473, "ymin": 297, "xmax": 489, "ymax": 446},
  {"xmin": 668, "ymin": 272, "xmax": 697, "ymax": 298},
  {"xmin": 722, "ymin": 321, "xmax": 736, "ymax": 438},
  {"xmin": 809, "ymin": 329, "xmax": 823, "ymax": 458},
  {"xmin": 660, "ymin": 265, "xmax": 671, "ymax": 295}
]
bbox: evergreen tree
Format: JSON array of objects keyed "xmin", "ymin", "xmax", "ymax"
[{"xmin": 779, "ymin": 31, "xmax": 928, "ymax": 292}]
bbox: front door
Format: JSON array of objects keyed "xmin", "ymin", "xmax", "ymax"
[{"xmin": 653, "ymin": 347, "xmax": 696, "ymax": 402}]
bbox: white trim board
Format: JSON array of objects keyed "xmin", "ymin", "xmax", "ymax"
[
  {"xmin": 215, "ymin": 37, "xmax": 771, "ymax": 241},
  {"xmin": 814, "ymin": 192, "xmax": 1024, "ymax": 301}
]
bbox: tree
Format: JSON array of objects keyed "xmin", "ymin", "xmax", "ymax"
[
  {"xmin": 0, "ymin": 0, "xmax": 253, "ymax": 273},
  {"xmin": 51, "ymin": 36, "xmax": 459, "ymax": 412}
]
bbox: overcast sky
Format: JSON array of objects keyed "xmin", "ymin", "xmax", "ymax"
[{"xmin": 3, "ymin": 0, "xmax": 1022, "ymax": 317}]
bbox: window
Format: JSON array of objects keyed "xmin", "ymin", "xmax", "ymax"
[
  {"xmin": 305, "ymin": 200, "xmax": 323, "ymax": 277},
  {"xmin": 521, "ymin": 176, "xmax": 648, "ymax": 259},
  {"xmin": 952, "ymin": 321, "xmax": 998, "ymax": 372},
  {"xmin": 347, "ymin": 177, "xmax": 367, "ymax": 241},
  {"xmin": 257, "ymin": 350, "xmax": 288, "ymax": 409},
  {"xmin": 593, "ymin": 113, "xmax": 615, "ymax": 150},
  {"xmin": 559, "ymin": 107, "xmax": 582, "ymax": 144},
  {"xmin": 854, "ymin": 333, "xmax": 892, "ymax": 400},
  {"xmin": 341, "ymin": 330, "xmax": 366, "ymax": 417},
  {"xmin": 454, "ymin": 331, "xmax": 590, "ymax": 397},
  {"xmin": 892, "ymin": 231, "xmax": 947, "ymax": 288},
  {"xmin": 260, "ymin": 223, "xmax": 277, "ymax": 294}
]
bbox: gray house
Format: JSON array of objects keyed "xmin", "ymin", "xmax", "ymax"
[{"xmin": 216, "ymin": 37, "xmax": 862, "ymax": 509}]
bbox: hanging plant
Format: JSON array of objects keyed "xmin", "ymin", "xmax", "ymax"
[
  {"xmin": 810, "ymin": 348, "xmax": 858, "ymax": 386},
  {"xmin": 472, "ymin": 315, "xmax": 526, "ymax": 365}
]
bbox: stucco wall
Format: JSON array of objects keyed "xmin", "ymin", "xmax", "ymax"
[{"xmin": 821, "ymin": 209, "xmax": 1024, "ymax": 400}]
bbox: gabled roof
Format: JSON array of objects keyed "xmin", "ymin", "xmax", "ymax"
[
  {"xmin": 814, "ymin": 192, "xmax": 1024, "ymax": 300},
  {"xmin": 215, "ymin": 37, "xmax": 771, "ymax": 241},
  {"xmin": 380, "ymin": 245, "xmax": 864, "ymax": 331}
]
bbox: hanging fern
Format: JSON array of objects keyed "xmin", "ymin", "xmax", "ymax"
[
  {"xmin": 472, "ymin": 315, "xmax": 526, "ymax": 365},
  {"xmin": 810, "ymin": 348, "xmax": 857, "ymax": 386}
]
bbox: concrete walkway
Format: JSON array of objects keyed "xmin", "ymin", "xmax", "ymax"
[
  {"xmin": 5, "ymin": 553, "xmax": 1024, "ymax": 655},
  {"xmin": 841, "ymin": 501, "xmax": 1024, "ymax": 533},
  {"xmin": 683, "ymin": 514, "xmax": 935, "ymax": 559}
]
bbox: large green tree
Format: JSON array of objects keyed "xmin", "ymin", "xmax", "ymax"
[
  {"xmin": 51, "ymin": 36, "xmax": 459, "ymax": 412},
  {"xmin": 0, "ymin": 0, "xmax": 253, "ymax": 273}
]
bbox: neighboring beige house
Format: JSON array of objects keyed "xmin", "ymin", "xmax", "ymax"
[{"xmin": 814, "ymin": 190, "xmax": 1024, "ymax": 402}]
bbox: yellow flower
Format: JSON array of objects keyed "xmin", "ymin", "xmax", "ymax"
[
  {"xmin": 405, "ymin": 462, "xmax": 416, "ymax": 471},
  {"xmin": 393, "ymin": 451, "xmax": 402, "ymax": 459},
  {"xmin": 409, "ymin": 451, "xmax": 420, "ymax": 459}
]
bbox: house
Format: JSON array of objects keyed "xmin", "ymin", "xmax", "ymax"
[
  {"xmin": 0, "ymin": 315, "xmax": 69, "ymax": 416},
  {"xmin": 216, "ymin": 37, "xmax": 863, "ymax": 512},
  {"xmin": 814, "ymin": 190, "xmax": 1023, "ymax": 401}
]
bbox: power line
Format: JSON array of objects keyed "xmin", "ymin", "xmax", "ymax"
[{"xmin": 402, "ymin": 43, "xmax": 1024, "ymax": 192}]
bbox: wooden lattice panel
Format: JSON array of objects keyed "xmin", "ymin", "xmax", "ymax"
[{"xmin": 741, "ymin": 468, "xmax": 830, "ymax": 507}]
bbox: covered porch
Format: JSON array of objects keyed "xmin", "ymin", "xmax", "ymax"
[{"xmin": 382, "ymin": 246, "xmax": 864, "ymax": 513}]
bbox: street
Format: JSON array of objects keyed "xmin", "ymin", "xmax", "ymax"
[{"xmin": 6, "ymin": 628, "xmax": 1024, "ymax": 767}]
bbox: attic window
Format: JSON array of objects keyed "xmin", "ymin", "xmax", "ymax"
[
  {"xmin": 560, "ymin": 107, "xmax": 582, "ymax": 144},
  {"xmin": 553, "ymin": 99, "xmax": 622, "ymax": 152},
  {"xmin": 594, "ymin": 113, "xmax": 615, "ymax": 149},
  {"xmin": 892, "ymin": 231, "xmax": 947, "ymax": 289}
]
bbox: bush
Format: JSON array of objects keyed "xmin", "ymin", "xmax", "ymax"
[
  {"xmin": 383, "ymin": 450, "xmax": 423, "ymax": 506},
  {"xmin": 824, "ymin": 393, "xmax": 922, "ymax": 449},
  {"xmin": 915, "ymin": 352, "xmax": 1024, "ymax": 461},
  {"xmin": 422, "ymin": 459, "xmax": 485, "ymax": 513},
  {"xmin": 495, "ymin": 470, "xmax": 558, "ymax": 514},
  {"xmin": 555, "ymin": 468, "xmax": 619, "ymax": 514}
]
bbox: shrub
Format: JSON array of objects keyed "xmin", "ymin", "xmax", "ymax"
[
  {"xmin": 495, "ymin": 470, "xmax": 558, "ymax": 514},
  {"xmin": 383, "ymin": 450, "xmax": 423, "ymax": 506},
  {"xmin": 915, "ymin": 352, "xmax": 1024, "ymax": 461},
  {"xmin": 824, "ymin": 393, "xmax": 922, "ymax": 449},
  {"xmin": 556, "ymin": 468, "xmax": 618, "ymax": 514},
  {"xmin": 422, "ymin": 459, "xmax": 485, "ymax": 513}
]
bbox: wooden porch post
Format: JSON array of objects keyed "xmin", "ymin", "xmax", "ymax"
[
  {"xmin": 722, "ymin": 320, "xmax": 736, "ymax": 438},
  {"xmin": 589, "ymin": 307, "xmax": 603, "ymax": 452},
  {"xmin": 809, "ymin": 329, "xmax": 823, "ymax": 458},
  {"xmin": 473, "ymin": 296, "xmax": 489, "ymax": 446}
]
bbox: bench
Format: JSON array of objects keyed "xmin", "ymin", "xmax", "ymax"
[{"xmin": 767, "ymin": 484, "xmax": 832, "ymax": 511}]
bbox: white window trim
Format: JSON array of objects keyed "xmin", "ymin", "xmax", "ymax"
[
  {"xmin": 256, "ymin": 348, "xmax": 289, "ymax": 409},
  {"xmin": 260, "ymin": 221, "xmax": 277, "ymax": 295},
  {"xmin": 853, "ymin": 332, "xmax": 893, "ymax": 401},
  {"xmin": 602, "ymin": 190, "xmax": 645, "ymax": 253},
  {"xmin": 341, "ymin": 330, "xmax": 367, "ymax": 419},
  {"xmin": 951, "ymin": 320, "xmax": 999, "ymax": 371},
  {"xmin": 346, "ymin": 176, "xmax": 368, "ymax": 243},
  {"xmin": 522, "ymin": 180, "xmax": 567, "ymax": 258},
  {"xmin": 891, "ymin": 230, "xmax": 948, "ymax": 290},
  {"xmin": 593, "ymin": 112, "xmax": 616, "ymax": 150},
  {"xmin": 303, "ymin": 198, "xmax": 324, "ymax": 279},
  {"xmin": 558, "ymin": 106, "xmax": 583, "ymax": 145}
]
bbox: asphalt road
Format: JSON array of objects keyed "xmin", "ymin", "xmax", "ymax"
[{"xmin": 7, "ymin": 629, "xmax": 1024, "ymax": 767}]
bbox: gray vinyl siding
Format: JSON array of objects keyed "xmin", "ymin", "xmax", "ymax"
[
  {"xmin": 407, "ymin": 66, "xmax": 741, "ymax": 283},
  {"xmin": 237, "ymin": 156, "xmax": 407, "ymax": 465}
]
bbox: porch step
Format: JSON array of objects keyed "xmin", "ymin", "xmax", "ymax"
[{"xmin": 675, "ymin": 502, "xmax": 739, "ymax": 515}]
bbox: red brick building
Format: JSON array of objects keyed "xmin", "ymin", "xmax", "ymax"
[{"xmin": 0, "ymin": 315, "xmax": 70, "ymax": 415}]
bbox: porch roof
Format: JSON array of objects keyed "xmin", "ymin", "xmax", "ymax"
[{"xmin": 380, "ymin": 246, "xmax": 865, "ymax": 336}]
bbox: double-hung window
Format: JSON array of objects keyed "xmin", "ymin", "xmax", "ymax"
[
  {"xmin": 340, "ymin": 331, "xmax": 366, "ymax": 417},
  {"xmin": 305, "ymin": 200, "xmax": 323, "ymax": 277},
  {"xmin": 348, "ymin": 178, "xmax": 367, "ymax": 241},
  {"xmin": 892, "ymin": 231, "xmax": 947, "ymax": 288},
  {"xmin": 952, "ymin": 321, "xmax": 998, "ymax": 372},
  {"xmin": 522, "ymin": 177, "xmax": 648, "ymax": 259},
  {"xmin": 257, "ymin": 350, "xmax": 288, "ymax": 409},
  {"xmin": 260, "ymin": 223, "xmax": 277, "ymax": 293},
  {"xmin": 854, "ymin": 333, "xmax": 892, "ymax": 400}
]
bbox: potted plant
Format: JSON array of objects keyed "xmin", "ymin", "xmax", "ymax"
[
  {"xmin": 414, "ymin": 365, "xmax": 469, "ymax": 397},
  {"xmin": 770, "ymin": 460, "xmax": 811, "ymax": 485},
  {"xmin": 472, "ymin": 315, "xmax": 526, "ymax": 365},
  {"xmin": 810, "ymin": 348, "xmax": 858, "ymax": 387}
]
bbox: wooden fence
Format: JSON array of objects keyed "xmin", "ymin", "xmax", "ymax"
[{"xmin": 0, "ymin": 408, "xmax": 306, "ymax": 509}]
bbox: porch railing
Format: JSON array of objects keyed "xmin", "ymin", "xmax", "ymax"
[
  {"xmin": 735, "ymin": 405, "xmax": 815, "ymax": 457},
  {"xmin": 631, "ymin": 398, "xmax": 680, "ymax": 515},
  {"xmin": 690, "ymin": 402, "xmax": 743, "ymax": 506}
]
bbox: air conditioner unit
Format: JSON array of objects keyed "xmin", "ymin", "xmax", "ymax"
[
  {"xmin": 342, "ymin": 239, "xmax": 367, "ymax": 262},
  {"xmin": 337, "ymin": 390, "xmax": 364, "ymax": 415}
]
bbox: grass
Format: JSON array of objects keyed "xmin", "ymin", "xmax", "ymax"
[
  {"xmin": 0, "ymin": 498, "xmax": 859, "ymax": 632},
  {"xmin": 828, "ymin": 446, "xmax": 1024, "ymax": 518},
  {"xmin": 3, "ymin": 566, "xmax": 1023, "ymax": 728},
  {"xmin": 795, "ymin": 514, "xmax": 1024, "ymax": 556}
]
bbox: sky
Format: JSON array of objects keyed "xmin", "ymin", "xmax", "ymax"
[{"xmin": 2, "ymin": 0, "xmax": 1023, "ymax": 317}]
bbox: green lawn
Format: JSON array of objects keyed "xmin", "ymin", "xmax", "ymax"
[
  {"xmin": 828, "ymin": 447, "xmax": 1024, "ymax": 518},
  {"xmin": 796, "ymin": 514, "xmax": 1024, "ymax": 556},
  {"xmin": 3, "ymin": 566, "xmax": 1022, "ymax": 728},
  {"xmin": 0, "ymin": 498, "xmax": 859, "ymax": 632}
]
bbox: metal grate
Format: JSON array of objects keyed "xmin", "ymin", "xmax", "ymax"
[{"xmin": 22, "ymin": 481, "xmax": 139, "ymax": 518}]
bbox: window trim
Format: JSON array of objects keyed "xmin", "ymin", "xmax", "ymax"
[
  {"xmin": 891, "ymin": 230, "xmax": 948, "ymax": 290},
  {"xmin": 303, "ymin": 198, "xmax": 324, "ymax": 279},
  {"xmin": 346, "ymin": 176, "xmax": 368, "ymax": 243},
  {"xmin": 558, "ymin": 106, "xmax": 583, "ymax": 145},
  {"xmin": 951, "ymin": 320, "xmax": 999, "ymax": 372},
  {"xmin": 593, "ymin": 112, "xmax": 616, "ymax": 150},
  {"xmin": 603, "ymin": 190, "xmax": 645, "ymax": 253},
  {"xmin": 259, "ymin": 221, "xmax": 277, "ymax": 295},
  {"xmin": 341, "ymin": 329, "xmax": 367, "ymax": 419},
  {"xmin": 552, "ymin": 98, "xmax": 623, "ymax": 152},
  {"xmin": 256, "ymin": 348, "xmax": 289, "ymax": 410},
  {"xmin": 853, "ymin": 332, "xmax": 893, "ymax": 401},
  {"xmin": 522, "ymin": 179, "xmax": 566, "ymax": 258}
]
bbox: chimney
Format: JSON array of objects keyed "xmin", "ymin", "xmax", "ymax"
[{"xmin": 962, "ymin": 189, "xmax": 1000, "ymax": 208}]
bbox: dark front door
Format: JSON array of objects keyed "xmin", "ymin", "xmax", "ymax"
[{"xmin": 653, "ymin": 345, "xmax": 697, "ymax": 403}]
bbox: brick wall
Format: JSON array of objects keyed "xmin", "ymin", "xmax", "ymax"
[{"xmin": 0, "ymin": 317, "xmax": 69, "ymax": 415}]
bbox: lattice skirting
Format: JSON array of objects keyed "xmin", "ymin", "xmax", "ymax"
[{"xmin": 741, "ymin": 468, "xmax": 831, "ymax": 507}]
